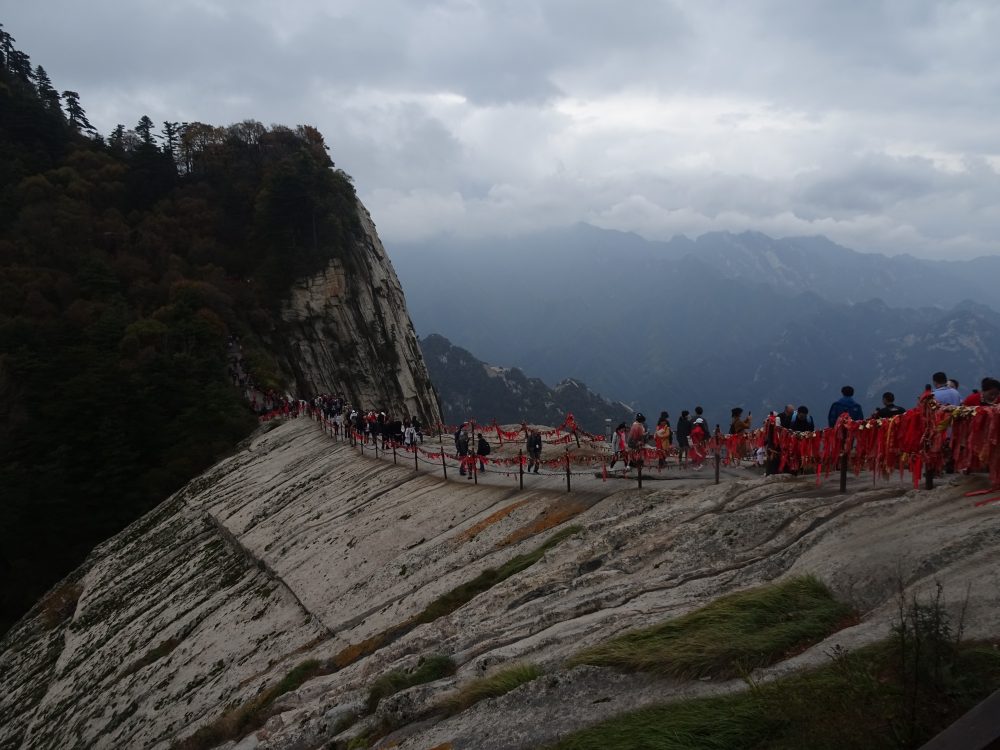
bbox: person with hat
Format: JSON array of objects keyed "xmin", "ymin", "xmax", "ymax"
[{"xmin": 689, "ymin": 406, "xmax": 710, "ymax": 470}]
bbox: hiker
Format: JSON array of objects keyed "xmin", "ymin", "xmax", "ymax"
[
  {"xmin": 654, "ymin": 415, "xmax": 672, "ymax": 469},
  {"xmin": 403, "ymin": 419, "xmax": 417, "ymax": 449},
  {"xmin": 789, "ymin": 406, "xmax": 814, "ymax": 432},
  {"xmin": 873, "ymin": 392, "xmax": 906, "ymax": 419},
  {"xmin": 609, "ymin": 422, "xmax": 628, "ymax": 469},
  {"xmin": 778, "ymin": 404, "xmax": 795, "ymax": 429},
  {"xmin": 963, "ymin": 377, "xmax": 1000, "ymax": 407},
  {"xmin": 689, "ymin": 412, "xmax": 710, "ymax": 470},
  {"xmin": 526, "ymin": 429, "xmax": 542, "ymax": 473},
  {"xmin": 455, "ymin": 426, "xmax": 470, "ymax": 476},
  {"xmin": 931, "ymin": 372, "xmax": 961, "ymax": 406},
  {"xmin": 828, "ymin": 386, "xmax": 864, "ymax": 427},
  {"xmin": 627, "ymin": 413, "xmax": 648, "ymax": 470},
  {"xmin": 476, "ymin": 432, "xmax": 490, "ymax": 471},
  {"xmin": 729, "ymin": 408, "xmax": 751, "ymax": 435},
  {"xmin": 675, "ymin": 411, "xmax": 691, "ymax": 467}
]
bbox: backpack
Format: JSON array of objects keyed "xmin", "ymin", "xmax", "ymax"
[{"xmin": 478, "ymin": 439, "xmax": 491, "ymax": 456}]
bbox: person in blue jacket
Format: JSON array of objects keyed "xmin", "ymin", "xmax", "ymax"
[{"xmin": 828, "ymin": 385, "xmax": 864, "ymax": 427}]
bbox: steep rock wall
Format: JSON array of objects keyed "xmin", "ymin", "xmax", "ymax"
[{"xmin": 275, "ymin": 202, "xmax": 441, "ymax": 424}]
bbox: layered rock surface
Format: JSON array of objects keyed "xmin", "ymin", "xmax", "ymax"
[{"xmin": 2, "ymin": 418, "xmax": 998, "ymax": 750}]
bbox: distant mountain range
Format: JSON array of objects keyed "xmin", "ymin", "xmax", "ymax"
[
  {"xmin": 391, "ymin": 226, "xmax": 1000, "ymax": 422},
  {"xmin": 421, "ymin": 334, "xmax": 632, "ymax": 431}
]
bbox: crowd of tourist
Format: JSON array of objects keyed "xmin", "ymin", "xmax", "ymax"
[
  {"xmin": 601, "ymin": 370, "xmax": 999, "ymax": 475},
  {"xmin": 230, "ymin": 328, "xmax": 997, "ymax": 482}
]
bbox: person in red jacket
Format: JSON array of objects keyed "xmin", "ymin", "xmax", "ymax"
[{"xmin": 627, "ymin": 413, "xmax": 648, "ymax": 469}]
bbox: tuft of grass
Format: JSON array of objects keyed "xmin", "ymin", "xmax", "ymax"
[
  {"xmin": 176, "ymin": 524, "xmax": 581, "ymax": 749},
  {"xmin": 548, "ymin": 639, "xmax": 1000, "ymax": 750},
  {"xmin": 553, "ymin": 587, "xmax": 1000, "ymax": 750},
  {"xmin": 365, "ymin": 654, "xmax": 456, "ymax": 712},
  {"xmin": 416, "ymin": 525, "xmax": 582, "ymax": 624},
  {"xmin": 570, "ymin": 575, "xmax": 854, "ymax": 679},
  {"xmin": 549, "ymin": 690, "xmax": 779, "ymax": 750},
  {"xmin": 441, "ymin": 663, "xmax": 544, "ymax": 715},
  {"xmin": 173, "ymin": 659, "xmax": 322, "ymax": 750}
]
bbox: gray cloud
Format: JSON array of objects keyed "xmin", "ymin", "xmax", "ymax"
[{"xmin": 6, "ymin": 1, "xmax": 1000, "ymax": 259}]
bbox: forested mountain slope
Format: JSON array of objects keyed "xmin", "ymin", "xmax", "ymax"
[{"xmin": 0, "ymin": 30, "xmax": 439, "ymax": 635}]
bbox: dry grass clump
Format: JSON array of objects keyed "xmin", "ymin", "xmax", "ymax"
[
  {"xmin": 416, "ymin": 525, "xmax": 582, "ymax": 624},
  {"xmin": 173, "ymin": 659, "xmax": 322, "ymax": 750},
  {"xmin": 440, "ymin": 663, "xmax": 543, "ymax": 715},
  {"xmin": 570, "ymin": 576, "xmax": 854, "ymax": 680},
  {"xmin": 365, "ymin": 654, "xmax": 456, "ymax": 712}
]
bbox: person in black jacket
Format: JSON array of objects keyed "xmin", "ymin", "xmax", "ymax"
[
  {"xmin": 873, "ymin": 392, "xmax": 905, "ymax": 419},
  {"xmin": 675, "ymin": 411, "xmax": 692, "ymax": 466},
  {"xmin": 789, "ymin": 406, "xmax": 814, "ymax": 432},
  {"xmin": 476, "ymin": 433, "xmax": 491, "ymax": 472},
  {"xmin": 526, "ymin": 429, "xmax": 542, "ymax": 473}
]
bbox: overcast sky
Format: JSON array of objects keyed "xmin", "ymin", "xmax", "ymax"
[{"xmin": 6, "ymin": 1, "xmax": 1000, "ymax": 258}]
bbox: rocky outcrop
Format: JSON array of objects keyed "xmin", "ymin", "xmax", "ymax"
[
  {"xmin": 2, "ymin": 418, "xmax": 998, "ymax": 750},
  {"xmin": 276, "ymin": 201, "xmax": 441, "ymax": 423}
]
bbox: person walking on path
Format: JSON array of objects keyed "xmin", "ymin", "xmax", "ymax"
[
  {"xmin": 609, "ymin": 422, "xmax": 628, "ymax": 469},
  {"xmin": 526, "ymin": 429, "xmax": 542, "ymax": 473},
  {"xmin": 455, "ymin": 426, "xmax": 471, "ymax": 476},
  {"xmin": 476, "ymin": 432, "xmax": 490, "ymax": 472}
]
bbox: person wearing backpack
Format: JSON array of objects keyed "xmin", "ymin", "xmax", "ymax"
[
  {"xmin": 789, "ymin": 406, "xmax": 814, "ymax": 432},
  {"xmin": 476, "ymin": 433, "xmax": 491, "ymax": 472},
  {"xmin": 526, "ymin": 429, "xmax": 542, "ymax": 473}
]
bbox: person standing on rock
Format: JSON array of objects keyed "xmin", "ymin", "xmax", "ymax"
[
  {"xmin": 456, "ymin": 426, "xmax": 471, "ymax": 476},
  {"xmin": 931, "ymin": 372, "xmax": 961, "ymax": 406},
  {"xmin": 827, "ymin": 386, "xmax": 864, "ymax": 427},
  {"xmin": 609, "ymin": 422, "xmax": 628, "ymax": 469},
  {"xmin": 526, "ymin": 429, "xmax": 543, "ymax": 473},
  {"xmin": 873, "ymin": 392, "xmax": 906, "ymax": 419},
  {"xmin": 675, "ymin": 411, "xmax": 691, "ymax": 467},
  {"xmin": 654, "ymin": 415, "xmax": 672, "ymax": 469},
  {"xmin": 476, "ymin": 433, "xmax": 491, "ymax": 472},
  {"xmin": 689, "ymin": 408, "xmax": 710, "ymax": 470},
  {"xmin": 627, "ymin": 413, "xmax": 648, "ymax": 470}
]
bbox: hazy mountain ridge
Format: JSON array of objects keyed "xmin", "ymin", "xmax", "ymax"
[
  {"xmin": 391, "ymin": 226, "xmax": 1000, "ymax": 418},
  {"xmin": 420, "ymin": 333, "xmax": 632, "ymax": 430}
]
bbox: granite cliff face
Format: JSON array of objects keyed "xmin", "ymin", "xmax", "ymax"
[
  {"xmin": 2, "ymin": 418, "xmax": 998, "ymax": 750},
  {"xmin": 275, "ymin": 202, "xmax": 441, "ymax": 423}
]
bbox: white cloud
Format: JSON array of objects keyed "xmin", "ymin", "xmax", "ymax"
[{"xmin": 6, "ymin": 0, "xmax": 1000, "ymax": 258}]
